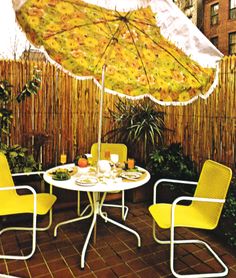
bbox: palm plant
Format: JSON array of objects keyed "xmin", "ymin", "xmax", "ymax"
[{"xmin": 105, "ymin": 98, "xmax": 165, "ymax": 164}]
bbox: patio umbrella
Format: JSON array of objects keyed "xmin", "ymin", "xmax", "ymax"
[{"xmin": 13, "ymin": 0, "xmax": 222, "ymax": 158}]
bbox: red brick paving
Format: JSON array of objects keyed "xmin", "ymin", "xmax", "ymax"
[{"xmin": 0, "ymin": 201, "xmax": 236, "ymax": 277}]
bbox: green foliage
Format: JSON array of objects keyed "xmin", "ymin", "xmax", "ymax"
[
  {"xmin": 0, "ymin": 80, "xmax": 13, "ymax": 138},
  {"xmin": 16, "ymin": 68, "xmax": 42, "ymax": 103},
  {"xmin": 147, "ymin": 143, "xmax": 198, "ymax": 180},
  {"xmin": 0, "ymin": 79, "xmax": 38, "ymax": 173},
  {"xmin": 0, "ymin": 80, "xmax": 12, "ymax": 101},
  {"xmin": 105, "ymin": 98, "xmax": 165, "ymax": 163},
  {"xmin": 218, "ymin": 176, "xmax": 236, "ymax": 247},
  {"xmin": 0, "ymin": 143, "xmax": 38, "ymax": 173}
]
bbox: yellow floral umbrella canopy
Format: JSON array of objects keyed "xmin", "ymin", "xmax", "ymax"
[{"xmin": 15, "ymin": 0, "xmax": 219, "ymax": 105}]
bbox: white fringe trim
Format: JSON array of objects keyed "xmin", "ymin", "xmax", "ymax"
[
  {"xmin": 12, "ymin": 0, "xmax": 27, "ymax": 11},
  {"xmin": 150, "ymin": 0, "xmax": 223, "ymax": 68}
]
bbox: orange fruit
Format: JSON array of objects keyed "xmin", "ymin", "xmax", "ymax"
[{"xmin": 78, "ymin": 157, "xmax": 88, "ymax": 168}]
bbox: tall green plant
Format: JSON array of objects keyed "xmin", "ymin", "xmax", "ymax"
[
  {"xmin": 0, "ymin": 79, "xmax": 38, "ymax": 173},
  {"xmin": 105, "ymin": 98, "xmax": 165, "ymax": 164},
  {"xmin": 0, "ymin": 80, "xmax": 13, "ymax": 141}
]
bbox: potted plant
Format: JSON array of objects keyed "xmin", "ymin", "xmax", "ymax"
[
  {"xmin": 105, "ymin": 97, "xmax": 166, "ymax": 202},
  {"xmin": 105, "ymin": 97, "xmax": 166, "ymax": 164}
]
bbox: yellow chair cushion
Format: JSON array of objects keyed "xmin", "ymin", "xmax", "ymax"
[
  {"xmin": 149, "ymin": 203, "xmax": 218, "ymax": 230},
  {"xmin": 0, "ymin": 193, "xmax": 57, "ymax": 216}
]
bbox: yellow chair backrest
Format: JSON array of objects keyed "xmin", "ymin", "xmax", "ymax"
[
  {"xmin": 0, "ymin": 152, "xmax": 18, "ymax": 199},
  {"xmin": 91, "ymin": 143, "xmax": 127, "ymax": 163},
  {"xmin": 191, "ymin": 160, "xmax": 232, "ymax": 228}
]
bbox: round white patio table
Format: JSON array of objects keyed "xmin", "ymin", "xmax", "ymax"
[{"xmin": 43, "ymin": 164, "xmax": 150, "ymax": 268}]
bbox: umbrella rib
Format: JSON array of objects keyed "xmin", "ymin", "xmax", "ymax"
[
  {"xmin": 93, "ymin": 19, "xmax": 129, "ymax": 69},
  {"xmin": 93, "ymin": 10, "xmax": 130, "ymax": 58},
  {"xmin": 44, "ymin": 18, "xmax": 121, "ymax": 39},
  {"xmin": 124, "ymin": 22, "xmax": 151, "ymax": 89},
  {"xmin": 128, "ymin": 21, "xmax": 201, "ymax": 84}
]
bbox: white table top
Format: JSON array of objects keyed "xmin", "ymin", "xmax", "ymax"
[{"xmin": 43, "ymin": 163, "xmax": 151, "ymax": 193}]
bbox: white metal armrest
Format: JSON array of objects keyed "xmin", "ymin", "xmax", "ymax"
[
  {"xmin": 171, "ymin": 195, "xmax": 225, "ymax": 224},
  {"xmin": 0, "ymin": 185, "xmax": 37, "ymax": 205},
  {"xmin": 12, "ymin": 171, "xmax": 51, "ymax": 194},
  {"xmin": 153, "ymin": 179, "xmax": 197, "ymax": 204},
  {"xmin": 12, "ymin": 171, "xmax": 45, "ymax": 177}
]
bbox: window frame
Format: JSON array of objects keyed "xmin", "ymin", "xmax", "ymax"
[
  {"xmin": 210, "ymin": 3, "xmax": 219, "ymax": 26},
  {"xmin": 210, "ymin": 36, "xmax": 219, "ymax": 48},
  {"xmin": 229, "ymin": 32, "xmax": 236, "ymax": 55},
  {"xmin": 229, "ymin": 0, "xmax": 236, "ymax": 20}
]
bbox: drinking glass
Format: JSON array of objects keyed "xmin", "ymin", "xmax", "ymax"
[
  {"xmin": 104, "ymin": 150, "xmax": 111, "ymax": 160},
  {"xmin": 110, "ymin": 154, "xmax": 119, "ymax": 165},
  {"xmin": 128, "ymin": 158, "xmax": 135, "ymax": 169},
  {"xmin": 110, "ymin": 154, "xmax": 119, "ymax": 179},
  {"xmin": 60, "ymin": 154, "xmax": 67, "ymax": 165}
]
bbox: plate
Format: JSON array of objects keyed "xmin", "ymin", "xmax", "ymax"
[
  {"xmin": 75, "ymin": 176, "xmax": 98, "ymax": 186},
  {"xmin": 120, "ymin": 172, "xmax": 142, "ymax": 180}
]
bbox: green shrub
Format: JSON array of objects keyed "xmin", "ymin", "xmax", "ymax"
[
  {"xmin": 0, "ymin": 143, "xmax": 38, "ymax": 173},
  {"xmin": 218, "ymin": 176, "xmax": 236, "ymax": 247},
  {"xmin": 0, "ymin": 79, "xmax": 38, "ymax": 173},
  {"xmin": 147, "ymin": 143, "xmax": 198, "ymax": 180}
]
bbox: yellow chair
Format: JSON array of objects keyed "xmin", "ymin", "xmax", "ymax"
[
  {"xmin": 149, "ymin": 160, "xmax": 232, "ymax": 278},
  {"xmin": 0, "ymin": 152, "xmax": 57, "ymax": 260},
  {"xmin": 91, "ymin": 143, "xmax": 128, "ymax": 220}
]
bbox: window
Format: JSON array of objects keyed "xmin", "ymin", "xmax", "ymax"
[
  {"xmin": 229, "ymin": 0, "xmax": 236, "ymax": 19},
  {"xmin": 210, "ymin": 3, "xmax": 219, "ymax": 25},
  {"xmin": 229, "ymin": 32, "xmax": 236, "ymax": 55},
  {"xmin": 210, "ymin": 37, "xmax": 219, "ymax": 48}
]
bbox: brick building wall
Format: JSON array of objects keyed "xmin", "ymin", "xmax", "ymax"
[{"xmin": 202, "ymin": 0, "xmax": 236, "ymax": 55}]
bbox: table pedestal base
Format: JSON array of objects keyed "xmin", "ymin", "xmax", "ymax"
[{"xmin": 53, "ymin": 191, "xmax": 141, "ymax": 268}]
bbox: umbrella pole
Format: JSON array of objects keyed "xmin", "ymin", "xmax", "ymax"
[{"xmin": 97, "ymin": 64, "xmax": 106, "ymax": 162}]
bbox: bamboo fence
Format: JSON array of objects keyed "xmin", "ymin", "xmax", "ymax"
[{"xmin": 0, "ymin": 57, "xmax": 235, "ymax": 172}]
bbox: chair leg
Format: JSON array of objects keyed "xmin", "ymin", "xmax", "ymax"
[
  {"xmin": 0, "ymin": 207, "xmax": 53, "ymax": 235},
  {"xmin": 0, "ymin": 207, "xmax": 37, "ymax": 261},
  {"xmin": 152, "ymin": 220, "xmax": 171, "ymax": 244},
  {"xmin": 153, "ymin": 220, "xmax": 228, "ymax": 278},
  {"xmin": 169, "ymin": 223, "xmax": 228, "ymax": 278},
  {"xmin": 152, "ymin": 221, "xmax": 228, "ymax": 277}
]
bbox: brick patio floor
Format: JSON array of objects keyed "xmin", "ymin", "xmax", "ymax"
[{"xmin": 1, "ymin": 201, "xmax": 236, "ymax": 278}]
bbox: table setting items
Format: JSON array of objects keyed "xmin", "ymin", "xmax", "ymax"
[{"xmin": 50, "ymin": 166, "xmax": 77, "ymax": 181}]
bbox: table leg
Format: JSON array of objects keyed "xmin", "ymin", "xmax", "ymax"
[
  {"xmin": 54, "ymin": 192, "xmax": 93, "ymax": 237},
  {"xmin": 99, "ymin": 192, "xmax": 141, "ymax": 247},
  {"xmin": 81, "ymin": 192, "xmax": 99, "ymax": 269}
]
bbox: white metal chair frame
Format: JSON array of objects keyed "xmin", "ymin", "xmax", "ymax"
[
  {"xmin": 0, "ymin": 185, "xmax": 37, "ymax": 260},
  {"xmin": 0, "ymin": 172, "xmax": 54, "ymax": 260},
  {"xmin": 11, "ymin": 172, "xmax": 54, "ymax": 232},
  {"xmin": 152, "ymin": 178, "xmax": 228, "ymax": 278}
]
